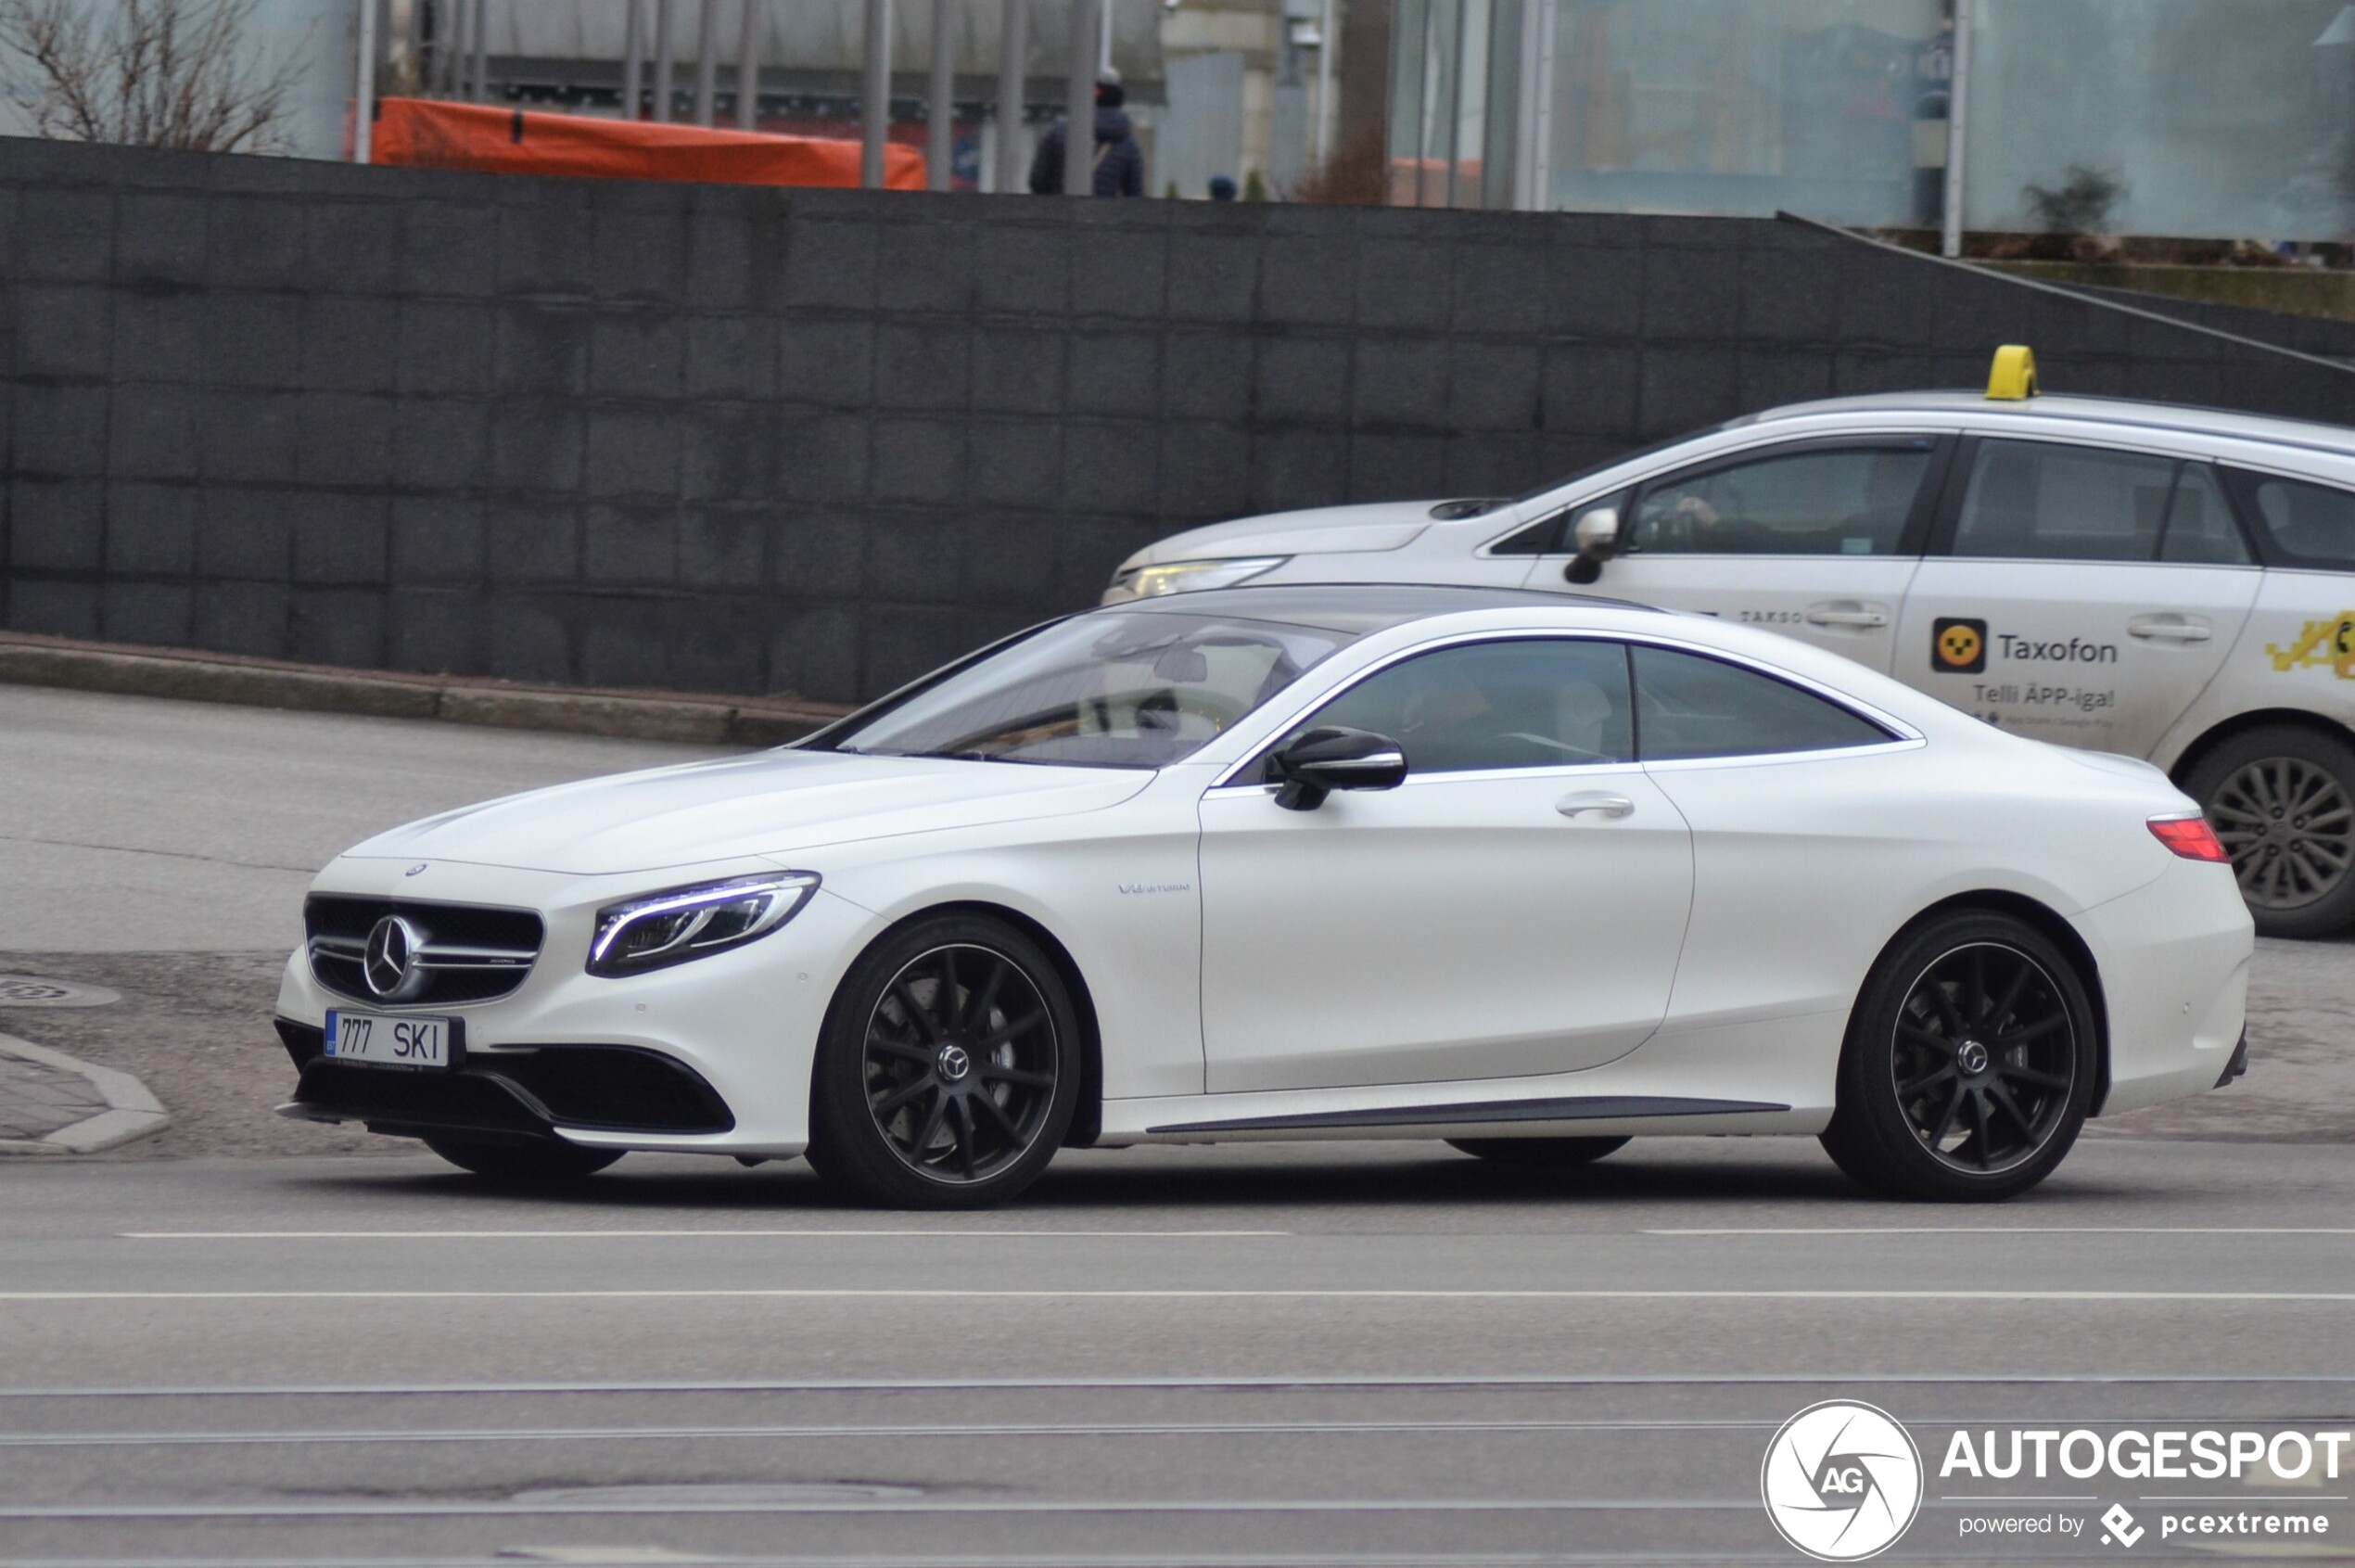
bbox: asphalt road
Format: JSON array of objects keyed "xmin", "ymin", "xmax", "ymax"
[
  {"xmin": 3, "ymin": 684, "xmax": 2354, "ymax": 1565},
  {"xmin": 3, "ymin": 1140, "xmax": 2353, "ymax": 1565}
]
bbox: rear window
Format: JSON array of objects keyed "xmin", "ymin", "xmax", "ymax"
[{"xmin": 2225, "ymin": 471, "xmax": 2355, "ymax": 569}]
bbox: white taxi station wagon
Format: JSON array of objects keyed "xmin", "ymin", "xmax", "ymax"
[{"xmin": 1107, "ymin": 352, "xmax": 2355, "ymax": 935}]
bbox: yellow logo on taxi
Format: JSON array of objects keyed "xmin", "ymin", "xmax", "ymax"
[
  {"xmin": 1936, "ymin": 623, "xmax": 1983, "ymax": 669},
  {"xmin": 2267, "ymin": 613, "xmax": 2355, "ymax": 680}
]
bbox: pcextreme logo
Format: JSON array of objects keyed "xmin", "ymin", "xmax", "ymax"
[
  {"xmin": 1761, "ymin": 1400, "xmax": 1925, "ymax": 1561},
  {"xmin": 1932, "ymin": 618, "xmax": 1988, "ymax": 674}
]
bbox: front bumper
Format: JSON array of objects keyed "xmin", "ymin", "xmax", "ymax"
[{"xmin": 273, "ymin": 858, "xmax": 885, "ymax": 1157}]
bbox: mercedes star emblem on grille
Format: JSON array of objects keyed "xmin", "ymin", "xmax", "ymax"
[{"xmin": 363, "ymin": 914, "xmax": 424, "ymax": 999}]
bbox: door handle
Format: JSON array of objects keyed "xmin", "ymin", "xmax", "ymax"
[
  {"xmin": 2128, "ymin": 614, "xmax": 2212, "ymax": 643},
  {"xmin": 1556, "ymin": 792, "xmax": 1635, "ymax": 819},
  {"xmin": 1804, "ymin": 601, "xmax": 1889, "ymax": 630}
]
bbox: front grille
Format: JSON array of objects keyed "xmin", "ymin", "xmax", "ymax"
[
  {"xmin": 305, "ymin": 895, "xmax": 544, "ymax": 1006},
  {"xmin": 282, "ymin": 1027, "xmax": 734, "ymax": 1137},
  {"xmin": 481, "ymin": 1046, "xmax": 734, "ymax": 1133}
]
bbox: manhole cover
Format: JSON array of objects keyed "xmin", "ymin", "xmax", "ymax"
[{"xmin": 0, "ymin": 976, "xmax": 119, "ymax": 1010}]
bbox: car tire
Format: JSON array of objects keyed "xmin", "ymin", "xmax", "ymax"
[
  {"xmin": 1445, "ymin": 1136, "xmax": 1629, "ymax": 1166},
  {"xmin": 806, "ymin": 913, "xmax": 1081, "ymax": 1210},
  {"xmin": 1820, "ymin": 910, "xmax": 2096, "ymax": 1203},
  {"xmin": 422, "ymin": 1135, "xmax": 622, "ymax": 1183},
  {"xmin": 2183, "ymin": 724, "xmax": 2355, "ymax": 938}
]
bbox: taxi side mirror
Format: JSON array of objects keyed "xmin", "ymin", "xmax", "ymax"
[{"xmin": 1564, "ymin": 506, "xmax": 1620, "ymax": 587}]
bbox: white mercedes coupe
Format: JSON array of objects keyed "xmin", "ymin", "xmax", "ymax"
[{"xmin": 274, "ymin": 586, "xmax": 2252, "ymax": 1206}]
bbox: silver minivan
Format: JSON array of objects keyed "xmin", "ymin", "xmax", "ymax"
[{"xmin": 1108, "ymin": 377, "xmax": 2355, "ymax": 935}]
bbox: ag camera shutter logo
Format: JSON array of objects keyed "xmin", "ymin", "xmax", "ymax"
[{"xmin": 1761, "ymin": 1400, "xmax": 1924, "ymax": 1561}]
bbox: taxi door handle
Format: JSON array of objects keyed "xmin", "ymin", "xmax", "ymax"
[
  {"xmin": 2128, "ymin": 614, "xmax": 2212, "ymax": 643},
  {"xmin": 1557, "ymin": 792, "xmax": 1636, "ymax": 819},
  {"xmin": 1804, "ymin": 601, "xmax": 1889, "ymax": 630}
]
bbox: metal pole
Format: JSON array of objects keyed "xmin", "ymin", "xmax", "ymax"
[
  {"xmin": 353, "ymin": 0, "xmax": 377, "ymax": 161},
  {"xmin": 622, "ymin": 0, "xmax": 645, "ymax": 118},
  {"xmin": 653, "ymin": 0, "xmax": 677, "ymax": 121},
  {"xmin": 1941, "ymin": 0, "xmax": 1974, "ymax": 259},
  {"xmin": 734, "ymin": 0, "xmax": 760, "ymax": 129},
  {"xmin": 861, "ymin": 0, "xmax": 893, "ymax": 188},
  {"xmin": 1061, "ymin": 0, "xmax": 1093, "ymax": 196},
  {"xmin": 927, "ymin": 0, "xmax": 956, "ymax": 191},
  {"xmin": 694, "ymin": 0, "xmax": 719, "ymax": 124},
  {"xmin": 440, "ymin": 0, "xmax": 463, "ymax": 94},
  {"xmin": 994, "ymin": 0, "xmax": 1027, "ymax": 193},
  {"xmin": 468, "ymin": 0, "xmax": 488, "ymax": 103},
  {"xmin": 1314, "ymin": 0, "xmax": 1335, "ymax": 169}
]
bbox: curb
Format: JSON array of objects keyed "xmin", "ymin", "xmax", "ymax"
[
  {"xmin": 0, "ymin": 631, "xmax": 849, "ymax": 747},
  {"xmin": 0, "ymin": 1033, "xmax": 170, "ymax": 1155}
]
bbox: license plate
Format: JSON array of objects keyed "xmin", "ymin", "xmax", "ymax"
[{"xmin": 324, "ymin": 1011, "xmax": 452, "ymax": 1070}]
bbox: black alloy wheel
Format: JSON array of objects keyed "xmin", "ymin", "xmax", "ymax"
[
  {"xmin": 2184, "ymin": 724, "xmax": 2355, "ymax": 937},
  {"xmin": 1446, "ymin": 1136, "xmax": 1630, "ymax": 1167},
  {"xmin": 423, "ymin": 1134, "xmax": 622, "ymax": 1183},
  {"xmin": 808, "ymin": 915, "xmax": 1080, "ymax": 1209},
  {"xmin": 1821, "ymin": 911, "xmax": 2095, "ymax": 1203}
]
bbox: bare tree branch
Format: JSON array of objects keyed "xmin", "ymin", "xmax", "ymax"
[{"xmin": 0, "ymin": 0, "xmax": 306, "ymax": 155}]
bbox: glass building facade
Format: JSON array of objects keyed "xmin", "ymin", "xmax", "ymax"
[{"xmin": 1392, "ymin": 0, "xmax": 2355, "ymax": 243}]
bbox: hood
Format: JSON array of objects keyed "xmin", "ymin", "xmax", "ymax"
[
  {"xmin": 1093, "ymin": 105, "xmax": 1134, "ymax": 142},
  {"xmin": 339, "ymin": 750, "xmax": 1152, "ymax": 877},
  {"xmin": 1119, "ymin": 501, "xmax": 1439, "ymax": 573}
]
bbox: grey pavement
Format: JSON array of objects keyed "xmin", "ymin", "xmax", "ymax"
[
  {"xmin": 0, "ymin": 1141, "xmax": 2349, "ymax": 1565},
  {"xmin": 0, "ymin": 1049, "xmax": 102, "ymax": 1141},
  {"xmin": 0, "ymin": 683, "xmax": 727, "ymax": 953}
]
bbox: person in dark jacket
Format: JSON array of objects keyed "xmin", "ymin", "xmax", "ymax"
[{"xmin": 1027, "ymin": 79, "xmax": 1145, "ymax": 197}]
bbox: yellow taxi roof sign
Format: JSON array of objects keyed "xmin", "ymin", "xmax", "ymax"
[{"xmin": 1987, "ymin": 344, "xmax": 2040, "ymax": 401}]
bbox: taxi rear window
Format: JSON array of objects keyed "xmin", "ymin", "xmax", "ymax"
[{"xmin": 2225, "ymin": 471, "xmax": 2355, "ymax": 570}]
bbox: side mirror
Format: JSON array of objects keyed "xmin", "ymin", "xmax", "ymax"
[
  {"xmin": 1564, "ymin": 505, "xmax": 1620, "ymax": 586},
  {"xmin": 1269, "ymin": 726, "xmax": 1408, "ymax": 811}
]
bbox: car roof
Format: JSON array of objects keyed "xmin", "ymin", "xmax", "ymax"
[
  {"xmin": 1108, "ymin": 582, "xmax": 1650, "ymax": 634},
  {"xmin": 1745, "ymin": 391, "xmax": 2355, "ymax": 459}
]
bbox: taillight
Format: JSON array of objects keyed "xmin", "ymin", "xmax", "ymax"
[{"xmin": 2149, "ymin": 813, "xmax": 2229, "ymax": 863}]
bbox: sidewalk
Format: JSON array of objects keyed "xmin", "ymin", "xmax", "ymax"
[
  {"xmin": 0, "ymin": 1032, "xmax": 170, "ymax": 1154},
  {"xmin": 0, "ymin": 631, "xmax": 847, "ymax": 747}
]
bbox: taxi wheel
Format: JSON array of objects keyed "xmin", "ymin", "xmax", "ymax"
[
  {"xmin": 1820, "ymin": 911, "xmax": 2095, "ymax": 1203},
  {"xmin": 423, "ymin": 1135, "xmax": 622, "ymax": 1183},
  {"xmin": 806, "ymin": 914, "xmax": 1081, "ymax": 1210},
  {"xmin": 1446, "ymin": 1136, "xmax": 1629, "ymax": 1166},
  {"xmin": 2184, "ymin": 726, "xmax": 2355, "ymax": 938}
]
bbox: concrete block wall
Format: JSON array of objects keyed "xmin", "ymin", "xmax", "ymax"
[{"xmin": 4, "ymin": 136, "xmax": 2350, "ymax": 705}]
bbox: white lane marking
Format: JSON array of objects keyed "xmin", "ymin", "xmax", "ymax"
[
  {"xmin": 119, "ymin": 1230, "xmax": 1291, "ymax": 1240},
  {"xmin": 0, "ymin": 1418, "xmax": 1787, "ymax": 1448},
  {"xmin": 0, "ymin": 1498, "xmax": 1759, "ymax": 1520},
  {"xmin": 1646, "ymin": 1227, "xmax": 2355, "ymax": 1236},
  {"xmin": 2, "ymin": 1288, "xmax": 2351, "ymax": 1302},
  {"xmin": 9, "ymin": 1371, "xmax": 2349, "ymax": 1398}
]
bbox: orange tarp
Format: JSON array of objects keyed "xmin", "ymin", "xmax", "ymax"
[{"xmin": 371, "ymin": 97, "xmax": 925, "ymax": 189}]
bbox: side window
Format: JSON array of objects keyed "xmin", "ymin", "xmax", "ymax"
[
  {"xmin": 1626, "ymin": 444, "xmax": 1932, "ymax": 557},
  {"xmin": 2226, "ymin": 470, "xmax": 2355, "ymax": 568},
  {"xmin": 2157, "ymin": 464, "xmax": 2252, "ymax": 566},
  {"xmin": 1489, "ymin": 491, "xmax": 1628, "ymax": 556},
  {"xmin": 1631, "ymin": 645, "xmax": 1892, "ymax": 761},
  {"xmin": 1279, "ymin": 640, "xmax": 1635, "ymax": 775},
  {"xmin": 1951, "ymin": 440, "xmax": 2183, "ymax": 562}
]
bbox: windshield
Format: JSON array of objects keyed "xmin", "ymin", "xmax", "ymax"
[{"xmin": 821, "ymin": 609, "xmax": 1360, "ymax": 769}]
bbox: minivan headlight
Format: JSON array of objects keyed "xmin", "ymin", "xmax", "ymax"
[
  {"xmin": 587, "ymin": 873, "xmax": 820, "ymax": 976},
  {"xmin": 1112, "ymin": 555, "xmax": 1288, "ymax": 599}
]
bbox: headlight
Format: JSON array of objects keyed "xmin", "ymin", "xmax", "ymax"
[
  {"xmin": 587, "ymin": 873, "xmax": 819, "ymax": 977},
  {"xmin": 1112, "ymin": 555, "xmax": 1288, "ymax": 599}
]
